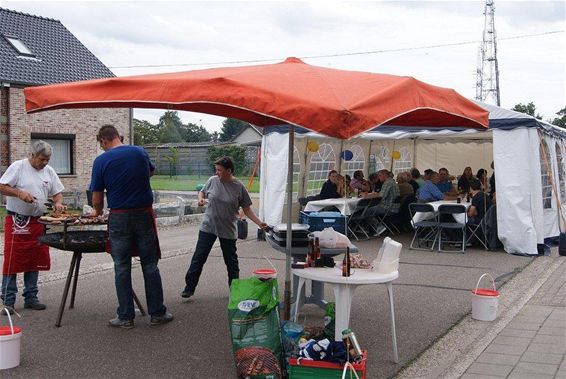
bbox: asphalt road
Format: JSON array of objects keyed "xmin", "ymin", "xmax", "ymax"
[{"xmin": 0, "ymin": 224, "xmax": 534, "ymax": 378}]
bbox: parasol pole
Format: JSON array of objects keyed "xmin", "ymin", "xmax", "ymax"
[{"xmin": 283, "ymin": 124, "xmax": 295, "ymax": 321}]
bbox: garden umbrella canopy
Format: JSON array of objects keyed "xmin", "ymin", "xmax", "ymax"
[{"xmin": 25, "ymin": 57, "xmax": 488, "ymax": 138}]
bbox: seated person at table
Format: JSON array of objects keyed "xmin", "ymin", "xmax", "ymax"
[
  {"xmin": 362, "ymin": 169, "xmax": 400, "ymax": 215},
  {"xmin": 319, "ymin": 170, "xmax": 342, "ymax": 200},
  {"xmin": 467, "ymin": 178, "xmax": 493, "ymax": 225},
  {"xmin": 409, "ymin": 168, "xmax": 422, "ymax": 192},
  {"xmin": 437, "ymin": 168, "xmax": 458, "ymax": 195},
  {"xmin": 422, "ymin": 169, "xmax": 433, "ymax": 181},
  {"xmin": 476, "ymin": 168, "xmax": 488, "ymax": 191},
  {"xmin": 368, "ymin": 172, "xmax": 380, "ymax": 192},
  {"xmin": 396, "ymin": 171, "xmax": 414, "ymax": 197},
  {"xmin": 417, "ymin": 171, "xmax": 459, "ymax": 202},
  {"xmin": 457, "ymin": 166, "xmax": 473, "ymax": 194},
  {"xmin": 350, "ymin": 170, "xmax": 371, "ymax": 195}
]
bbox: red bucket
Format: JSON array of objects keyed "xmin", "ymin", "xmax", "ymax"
[{"xmin": 254, "ymin": 268, "xmax": 277, "ymax": 280}]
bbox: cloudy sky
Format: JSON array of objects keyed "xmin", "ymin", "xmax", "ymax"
[{"xmin": 3, "ymin": 0, "xmax": 565, "ymax": 132}]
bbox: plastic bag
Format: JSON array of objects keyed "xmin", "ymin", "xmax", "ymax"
[{"xmin": 312, "ymin": 227, "xmax": 352, "ymax": 249}]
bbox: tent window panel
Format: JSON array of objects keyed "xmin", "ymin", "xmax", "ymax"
[
  {"xmin": 306, "ymin": 143, "xmax": 336, "ymax": 196},
  {"xmin": 342, "ymin": 144, "xmax": 364, "ymax": 178},
  {"xmin": 288, "ymin": 146, "xmax": 301, "ymax": 201},
  {"xmin": 369, "ymin": 144, "xmax": 390, "ymax": 173},
  {"xmin": 557, "ymin": 142, "xmax": 566, "ymax": 205},
  {"xmin": 540, "ymin": 140, "xmax": 552, "ymax": 209},
  {"xmin": 392, "ymin": 147, "xmax": 412, "ymax": 175}
]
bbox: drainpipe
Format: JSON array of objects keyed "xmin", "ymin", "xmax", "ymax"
[{"xmin": 0, "ymin": 83, "xmax": 10, "ymax": 169}]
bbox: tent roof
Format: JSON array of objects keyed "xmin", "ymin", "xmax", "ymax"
[{"xmin": 262, "ymin": 100, "xmax": 566, "ymax": 141}]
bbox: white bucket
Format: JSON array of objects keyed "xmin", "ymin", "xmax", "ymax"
[
  {"xmin": 0, "ymin": 307, "xmax": 22, "ymax": 369},
  {"xmin": 471, "ymin": 273, "xmax": 499, "ymax": 321}
]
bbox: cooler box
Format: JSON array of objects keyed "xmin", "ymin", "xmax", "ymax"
[
  {"xmin": 299, "ymin": 211, "xmax": 346, "ymax": 233},
  {"xmin": 288, "ymin": 350, "xmax": 367, "ymax": 379},
  {"xmin": 269, "ymin": 223, "xmax": 311, "ymax": 247}
]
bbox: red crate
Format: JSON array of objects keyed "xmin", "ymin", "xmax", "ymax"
[{"xmin": 288, "ymin": 350, "xmax": 367, "ymax": 379}]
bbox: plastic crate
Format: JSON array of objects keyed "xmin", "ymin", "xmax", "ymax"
[
  {"xmin": 299, "ymin": 211, "xmax": 346, "ymax": 233},
  {"xmin": 288, "ymin": 350, "xmax": 367, "ymax": 379}
]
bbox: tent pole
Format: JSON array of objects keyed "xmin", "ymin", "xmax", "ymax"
[{"xmin": 283, "ymin": 125, "xmax": 294, "ymax": 321}]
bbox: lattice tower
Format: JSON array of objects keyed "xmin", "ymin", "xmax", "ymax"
[{"xmin": 475, "ymin": 0, "xmax": 501, "ymax": 106}]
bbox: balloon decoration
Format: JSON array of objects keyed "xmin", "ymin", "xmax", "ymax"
[
  {"xmin": 307, "ymin": 140, "xmax": 320, "ymax": 153},
  {"xmin": 340, "ymin": 150, "xmax": 353, "ymax": 161},
  {"xmin": 391, "ymin": 150, "xmax": 401, "ymax": 160}
]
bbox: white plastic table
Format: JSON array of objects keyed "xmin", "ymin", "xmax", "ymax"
[
  {"xmin": 292, "ymin": 266, "xmax": 399, "ymax": 363},
  {"xmin": 411, "ymin": 200, "xmax": 470, "ymax": 224},
  {"xmin": 266, "ymin": 234, "xmax": 358, "ymax": 310},
  {"xmin": 304, "ymin": 197, "xmax": 361, "ymax": 216}
]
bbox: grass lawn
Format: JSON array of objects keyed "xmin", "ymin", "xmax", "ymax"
[{"xmin": 150, "ymin": 175, "xmax": 261, "ymax": 193}]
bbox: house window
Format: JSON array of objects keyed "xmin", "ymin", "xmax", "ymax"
[
  {"xmin": 31, "ymin": 134, "xmax": 74, "ymax": 175},
  {"xmin": 4, "ymin": 35, "xmax": 34, "ymax": 56},
  {"xmin": 307, "ymin": 143, "xmax": 336, "ymax": 196}
]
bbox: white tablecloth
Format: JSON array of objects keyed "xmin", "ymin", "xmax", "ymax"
[
  {"xmin": 304, "ymin": 197, "xmax": 361, "ymax": 215},
  {"xmin": 412, "ymin": 200, "xmax": 470, "ymax": 224}
]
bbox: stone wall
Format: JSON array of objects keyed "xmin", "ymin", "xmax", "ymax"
[{"xmin": 3, "ymin": 86, "xmax": 130, "ymax": 191}]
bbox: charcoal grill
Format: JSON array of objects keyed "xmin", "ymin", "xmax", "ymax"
[
  {"xmin": 40, "ymin": 230, "xmax": 107, "ymax": 253},
  {"xmin": 39, "ymin": 221, "xmax": 146, "ymax": 327}
]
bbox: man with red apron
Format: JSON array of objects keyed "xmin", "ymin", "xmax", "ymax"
[{"xmin": 0, "ymin": 140, "xmax": 64, "ymax": 315}]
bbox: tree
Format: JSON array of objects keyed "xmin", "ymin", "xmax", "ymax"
[
  {"xmin": 180, "ymin": 122, "xmax": 211, "ymax": 142},
  {"xmin": 164, "ymin": 147, "xmax": 179, "ymax": 178},
  {"xmin": 207, "ymin": 145, "xmax": 247, "ymax": 175},
  {"xmin": 551, "ymin": 107, "xmax": 566, "ymax": 128},
  {"xmin": 133, "ymin": 118, "xmax": 160, "ymax": 145},
  {"xmin": 219, "ymin": 118, "xmax": 248, "ymax": 142},
  {"xmin": 512, "ymin": 102, "xmax": 542, "ymax": 120},
  {"xmin": 211, "ymin": 131, "xmax": 220, "ymax": 143},
  {"xmin": 158, "ymin": 111, "xmax": 184, "ymax": 143}
]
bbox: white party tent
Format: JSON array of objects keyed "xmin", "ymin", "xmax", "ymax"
[{"xmin": 259, "ymin": 101, "xmax": 566, "ymax": 256}]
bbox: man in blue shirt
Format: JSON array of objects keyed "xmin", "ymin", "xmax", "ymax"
[
  {"xmin": 90, "ymin": 125, "xmax": 172, "ymax": 329},
  {"xmin": 417, "ymin": 171, "xmax": 445, "ymax": 202},
  {"xmin": 437, "ymin": 168, "xmax": 457, "ymax": 194}
]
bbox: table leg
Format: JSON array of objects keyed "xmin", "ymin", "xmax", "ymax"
[
  {"xmin": 292, "ymin": 277, "xmax": 306, "ymax": 322},
  {"xmin": 310, "ymin": 280, "xmax": 327, "ymax": 308},
  {"xmin": 55, "ymin": 251, "xmax": 79, "ymax": 327},
  {"xmin": 132, "ymin": 290, "xmax": 146, "ymax": 316},
  {"xmin": 69, "ymin": 252, "xmax": 82, "ymax": 309},
  {"xmin": 332, "ymin": 284, "xmax": 357, "ymax": 341},
  {"xmin": 386, "ymin": 282, "xmax": 399, "ymax": 363}
]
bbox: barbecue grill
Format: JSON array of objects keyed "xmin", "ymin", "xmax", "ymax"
[{"xmin": 39, "ymin": 220, "xmax": 146, "ymax": 327}]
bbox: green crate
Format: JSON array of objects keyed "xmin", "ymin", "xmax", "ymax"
[{"xmin": 287, "ymin": 350, "xmax": 367, "ymax": 379}]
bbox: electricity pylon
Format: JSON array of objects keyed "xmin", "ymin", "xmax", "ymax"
[{"xmin": 475, "ymin": 0, "xmax": 501, "ymax": 106}]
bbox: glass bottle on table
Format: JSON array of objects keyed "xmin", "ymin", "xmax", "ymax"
[
  {"xmin": 342, "ymin": 246, "xmax": 351, "ymax": 277},
  {"xmin": 306, "ymin": 236, "xmax": 315, "ymax": 268},
  {"xmin": 313, "ymin": 236, "xmax": 321, "ymax": 266}
]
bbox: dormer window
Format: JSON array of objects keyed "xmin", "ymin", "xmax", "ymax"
[{"xmin": 4, "ymin": 35, "xmax": 34, "ymax": 56}]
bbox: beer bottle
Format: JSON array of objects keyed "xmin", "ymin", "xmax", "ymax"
[
  {"xmin": 306, "ymin": 237, "xmax": 314, "ymax": 268},
  {"xmin": 342, "ymin": 247, "xmax": 351, "ymax": 277},
  {"xmin": 314, "ymin": 237, "xmax": 321, "ymax": 260}
]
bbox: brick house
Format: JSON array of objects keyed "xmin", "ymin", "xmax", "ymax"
[{"xmin": 0, "ymin": 8, "xmax": 130, "ymax": 193}]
